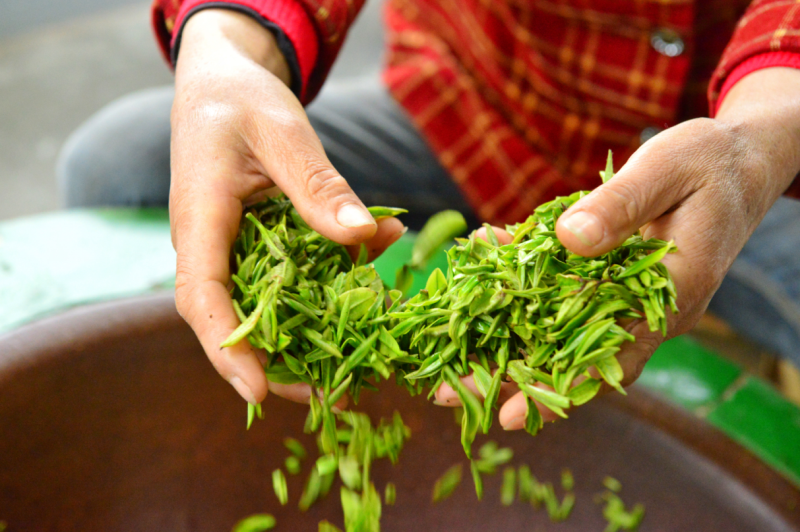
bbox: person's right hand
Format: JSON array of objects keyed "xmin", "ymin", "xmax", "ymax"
[{"xmin": 170, "ymin": 9, "xmax": 406, "ymax": 406}]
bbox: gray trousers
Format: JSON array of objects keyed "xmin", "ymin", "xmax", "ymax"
[
  {"xmin": 57, "ymin": 77, "xmax": 478, "ymax": 231},
  {"xmin": 57, "ymin": 77, "xmax": 800, "ymax": 366}
]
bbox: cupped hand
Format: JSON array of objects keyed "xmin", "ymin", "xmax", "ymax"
[
  {"xmin": 170, "ymin": 9, "xmax": 405, "ymax": 405},
  {"xmin": 436, "ymin": 67, "xmax": 800, "ymax": 429}
]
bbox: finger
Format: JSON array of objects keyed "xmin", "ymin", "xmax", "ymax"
[
  {"xmin": 264, "ymin": 382, "xmax": 349, "ymax": 411},
  {"xmin": 475, "ymin": 226, "xmax": 513, "ymax": 245},
  {"xmin": 248, "ymin": 110, "xmax": 377, "ymax": 246},
  {"xmin": 434, "ymin": 378, "xmax": 479, "ymax": 406},
  {"xmin": 267, "ymin": 382, "xmax": 314, "ymax": 403},
  {"xmin": 433, "ymin": 372, "xmax": 517, "ymax": 406},
  {"xmin": 498, "ymin": 389, "xmax": 561, "ymax": 430},
  {"xmin": 172, "ymin": 188, "xmax": 269, "ymax": 404},
  {"xmin": 346, "ymin": 217, "xmax": 407, "ymax": 263},
  {"xmin": 555, "ymin": 129, "xmax": 705, "ymax": 257},
  {"xmin": 616, "ymin": 322, "xmax": 663, "ymax": 387},
  {"xmin": 587, "ymin": 186, "xmax": 730, "ymax": 395}
]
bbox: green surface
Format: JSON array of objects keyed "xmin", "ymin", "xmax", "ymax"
[
  {"xmin": 639, "ymin": 336, "xmax": 800, "ymax": 487},
  {"xmin": 0, "ymin": 208, "xmax": 175, "ymax": 333},
  {"xmin": 708, "ymin": 377, "xmax": 800, "ymax": 487},
  {"xmin": 2, "ymin": 207, "xmax": 800, "ymax": 487},
  {"xmin": 638, "ymin": 336, "xmax": 743, "ymax": 411},
  {"xmin": 371, "ymin": 234, "xmax": 449, "ymax": 294}
]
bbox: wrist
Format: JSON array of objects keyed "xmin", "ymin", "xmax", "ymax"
[
  {"xmin": 178, "ymin": 8, "xmax": 291, "ymax": 87},
  {"xmin": 715, "ymin": 67, "xmax": 800, "ymax": 195}
]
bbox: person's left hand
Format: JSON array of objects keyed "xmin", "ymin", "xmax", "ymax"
[{"xmin": 435, "ymin": 67, "xmax": 800, "ymax": 429}]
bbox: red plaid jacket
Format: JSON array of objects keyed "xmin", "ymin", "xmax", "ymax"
[{"xmin": 152, "ymin": 0, "xmax": 800, "ymax": 225}]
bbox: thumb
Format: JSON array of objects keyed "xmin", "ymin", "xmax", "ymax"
[
  {"xmin": 253, "ymin": 113, "xmax": 377, "ymax": 246},
  {"xmin": 555, "ymin": 138, "xmax": 693, "ymax": 257}
]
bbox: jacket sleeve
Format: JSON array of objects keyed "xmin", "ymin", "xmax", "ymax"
[
  {"xmin": 151, "ymin": 0, "xmax": 365, "ymax": 104},
  {"xmin": 709, "ymin": 0, "xmax": 800, "ymax": 113},
  {"xmin": 709, "ymin": 0, "xmax": 800, "ymax": 197}
]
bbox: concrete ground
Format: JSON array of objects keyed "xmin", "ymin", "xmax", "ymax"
[{"xmin": 0, "ymin": 0, "xmax": 383, "ymax": 220}]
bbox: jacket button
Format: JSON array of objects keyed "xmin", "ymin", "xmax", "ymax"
[
  {"xmin": 640, "ymin": 127, "xmax": 662, "ymax": 144},
  {"xmin": 651, "ymin": 28, "xmax": 684, "ymax": 57}
]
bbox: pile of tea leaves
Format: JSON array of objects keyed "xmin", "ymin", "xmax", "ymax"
[
  {"xmin": 224, "ymin": 153, "xmax": 672, "ymax": 531},
  {"xmin": 392, "ymin": 153, "xmax": 677, "ymax": 457},
  {"xmin": 224, "ymin": 197, "xmax": 421, "ymax": 454}
]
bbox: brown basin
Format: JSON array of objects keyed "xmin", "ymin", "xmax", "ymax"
[{"xmin": 1, "ymin": 293, "xmax": 799, "ymax": 531}]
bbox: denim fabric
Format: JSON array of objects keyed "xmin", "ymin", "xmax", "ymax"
[
  {"xmin": 708, "ymin": 197, "xmax": 800, "ymax": 366},
  {"xmin": 57, "ymin": 77, "xmax": 800, "ymax": 366}
]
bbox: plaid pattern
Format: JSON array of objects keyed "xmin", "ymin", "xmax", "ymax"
[
  {"xmin": 710, "ymin": 0, "xmax": 800, "ymax": 109},
  {"xmin": 383, "ymin": 0, "xmax": 757, "ymax": 224},
  {"xmin": 152, "ymin": 0, "xmax": 364, "ymax": 101},
  {"xmin": 151, "ymin": 0, "xmax": 800, "ymax": 224}
]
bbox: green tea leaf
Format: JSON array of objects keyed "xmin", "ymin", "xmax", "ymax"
[
  {"xmin": 395, "ymin": 264, "xmax": 414, "ymax": 295},
  {"xmin": 518, "ymin": 382, "xmax": 570, "ymax": 418},
  {"xmin": 603, "ymin": 476, "xmax": 622, "ymax": 493},
  {"xmin": 284, "ymin": 437, "xmax": 307, "ymax": 459},
  {"xmin": 318, "ymin": 521, "xmax": 343, "ymax": 532},
  {"xmin": 222, "ymin": 290, "xmax": 268, "ymax": 348},
  {"xmin": 272, "ymin": 469, "xmax": 288, "ymax": 505},
  {"xmin": 367, "ymin": 206, "xmax": 408, "ymax": 220},
  {"xmin": 482, "ymin": 371, "xmax": 503, "ymax": 433},
  {"xmin": 470, "ymin": 459, "xmax": 484, "ymax": 500},
  {"xmin": 316, "ymin": 454, "xmax": 339, "ymax": 476},
  {"xmin": 299, "ymin": 326, "xmax": 343, "ymax": 359},
  {"xmin": 410, "ymin": 210, "xmax": 467, "ymax": 270},
  {"xmin": 469, "ymin": 362, "xmax": 493, "ymax": 397},
  {"xmin": 385, "ymin": 482, "xmax": 397, "ymax": 505},
  {"xmin": 501, "ymin": 467, "xmax": 516, "ymax": 506},
  {"xmin": 567, "ymin": 378, "xmax": 603, "ymax": 405},
  {"xmin": 518, "ymin": 465, "xmax": 534, "ymax": 503},
  {"xmin": 298, "ymin": 467, "xmax": 322, "ymax": 511},
  {"xmin": 285, "ymin": 455, "xmax": 301, "ymax": 475},
  {"xmin": 425, "ymin": 267, "xmax": 448, "ymax": 296},
  {"xmin": 595, "ymin": 356, "xmax": 626, "ymax": 395},
  {"xmin": 443, "ymin": 366, "xmax": 484, "ymax": 458},
  {"xmin": 561, "ymin": 469, "xmax": 574, "ymax": 491},
  {"xmin": 615, "ymin": 240, "xmax": 676, "ymax": 280},
  {"xmin": 232, "ymin": 514, "xmax": 276, "ymax": 532},
  {"xmin": 246, "ymin": 402, "xmax": 256, "ymax": 430},
  {"xmin": 600, "ymin": 150, "xmax": 615, "ymax": 183},
  {"xmin": 432, "ymin": 464, "xmax": 463, "ymax": 502},
  {"xmin": 338, "ymin": 455, "xmax": 362, "ymax": 491}
]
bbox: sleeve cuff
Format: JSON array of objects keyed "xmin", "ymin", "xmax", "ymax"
[
  {"xmin": 171, "ymin": 0, "xmax": 319, "ymax": 102},
  {"xmin": 714, "ymin": 51, "xmax": 800, "ymax": 117}
]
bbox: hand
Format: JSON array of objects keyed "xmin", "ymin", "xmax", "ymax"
[
  {"xmin": 170, "ymin": 10, "xmax": 405, "ymax": 405},
  {"xmin": 435, "ymin": 67, "xmax": 800, "ymax": 429}
]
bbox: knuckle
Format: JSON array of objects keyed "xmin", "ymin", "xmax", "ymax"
[
  {"xmin": 173, "ymin": 267, "xmax": 200, "ymax": 323},
  {"xmin": 255, "ymin": 107, "xmax": 310, "ymax": 144},
  {"xmin": 173, "ymin": 99, "xmax": 242, "ymax": 132},
  {"xmin": 599, "ymin": 180, "xmax": 643, "ymax": 228},
  {"xmin": 304, "ymin": 164, "xmax": 351, "ymax": 201}
]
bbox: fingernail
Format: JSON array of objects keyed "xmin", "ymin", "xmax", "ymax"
[
  {"xmin": 502, "ymin": 415, "xmax": 524, "ymax": 431},
  {"xmin": 337, "ymin": 204, "xmax": 375, "ymax": 228},
  {"xmin": 432, "ymin": 398, "xmax": 450, "ymax": 406},
  {"xmin": 230, "ymin": 376, "xmax": 257, "ymax": 405},
  {"xmin": 561, "ymin": 211, "xmax": 604, "ymax": 247}
]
